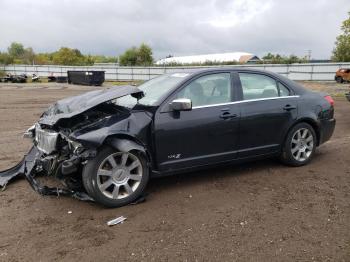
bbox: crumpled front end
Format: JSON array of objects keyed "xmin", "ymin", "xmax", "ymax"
[
  {"xmin": 0, "ymin": 124, "xmax": 95, "ymax": 201},
  {"xmin": 0, "ymin": 85, "xmax": 148, "ymax": 202}
]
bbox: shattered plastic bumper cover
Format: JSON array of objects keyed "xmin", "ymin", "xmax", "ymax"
[
  {"xmin": 0, "ymin": 146, "xmax": 93, "ymax": 201},
  {"xmin": 0, "ymin": 146, "xmax": 37, "ymax": 187}
]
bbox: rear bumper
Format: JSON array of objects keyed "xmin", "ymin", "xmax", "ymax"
[{"xmin": 319, "ymin": 118, "xmax": 336, "ymax": 145}]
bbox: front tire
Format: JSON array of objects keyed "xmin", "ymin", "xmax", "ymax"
[
  {"xmin": 82, "ymin": 146, "xmax": 149, "ymax": 207},
  {"xmin": 280, "ymin": 123, "xmax": 316, "ymax": 166}
]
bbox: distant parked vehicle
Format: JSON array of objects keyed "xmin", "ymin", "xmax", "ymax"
[
  {"xmin": 47, "ymin": 76, "xmax": 56, "ymax": 82},
  {"xmin": 48, "ymin": 74, "xmax": 56, "ymax": 82},
  {"xmin": 335, "ymin": 68, "xmax": 350, "ymax": 83},
  {"xmin": 32, "ymin": 74, "xmax": 41, "ymax": 82},
  {"xmin": 16, "ymin": 74, "xmax": 27, "ymax": 83},
  {"xmin": 8, "ymin": 74, "xmax": 27, "ymax": 83},
  {"xmin": 2, "ymin": 74, "xmax": 14, "ymax": 83}
]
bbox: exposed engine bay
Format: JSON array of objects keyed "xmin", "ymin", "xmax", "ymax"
[{"xmin": 0, "ymin": 85, "xmax": 150, "ymax": 202}]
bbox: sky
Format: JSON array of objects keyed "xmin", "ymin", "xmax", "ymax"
[{"xmin": 0, "ymin": 0, "xmax": 349, "ymax": 60}]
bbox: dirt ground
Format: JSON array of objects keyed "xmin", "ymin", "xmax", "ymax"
[{"xmin": 0, "ymin": 81, "xmax": 349, "ymax": 262}]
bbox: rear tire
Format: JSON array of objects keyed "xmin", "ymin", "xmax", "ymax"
[
  {"xmin": 82, "ymin": 146, "xmax": 149, "ymax": 207},
  {"xmin": 280, "ymin": 123, "xmax": 316, "ymax": 166}
]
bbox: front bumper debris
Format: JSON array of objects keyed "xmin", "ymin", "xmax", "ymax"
[{"xmin": 0, "ymin": 146, "xmax": 93, "ymax": 201}]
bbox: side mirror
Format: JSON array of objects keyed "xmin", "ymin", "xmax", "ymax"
[{"xmin": 170, "ymin": 98, "xmax": 192, "ymax": 111}]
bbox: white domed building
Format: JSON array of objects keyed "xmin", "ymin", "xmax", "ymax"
[{"xmin": 156, "ymin": 52, "xmax": 260, "ymax": 65}]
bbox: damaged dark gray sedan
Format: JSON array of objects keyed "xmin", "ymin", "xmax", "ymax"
[{"xmin": 0, "ymin": 68, "xmax": 336, "ymax": 207}]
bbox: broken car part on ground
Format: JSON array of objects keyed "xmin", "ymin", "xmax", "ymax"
[{"xmin": 0, "ymin": 68, "xmax": 336, "ymax": 207}]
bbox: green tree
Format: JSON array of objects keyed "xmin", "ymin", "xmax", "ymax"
[
  {"xmin": 285, "ymin": 55, "xmax": 306, "ymax": 64},
  {"xmin": 22, "ymin": 47, "xmax": 36, "ymax": 64},
  {"xmin": 119, "ymin": 47, "xmax": 139, "ymax": 66},
  {"xmin": 261, "ymin": 53, "xmax": 307, "ymax": 64},
  {"xmin": 7, "ymin": 42, "xmax": 25, "ymax": 58},
  {"xmin": 137, "ymin": 43, "xmax": 153, "ymax": 65},
  {"xmin": 332, "ymin": 12, "xmax": 350, "ymax": 62},
  {"xmin": 0, "ymin": 52, "xmax": 14, "ymax": 65},
  {"xmin": 262, "ymin": 53, "xmax": 284, "ymax": 63},
  {"xmin": 262, "ymin": 52, "xmax": 275, "ymax": 60},
  {"xmin": 52, "ymin": 47, "xmax": 87, "ymax": 65},
  {"xmin": 91, "ymin": 55, "xmax": 118, "ymax": 63},
  {"xmin": 34, "ymin": 53, "xmax": 53, "ymax": 65},
  {"xmin": 83, "ymin": 55, "xmax": 95, "ymax": 66},
  {"xmin": 119, "ymin": 44, "xmax": 154, "ymax": 66}
]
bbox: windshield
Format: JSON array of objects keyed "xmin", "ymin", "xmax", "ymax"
[{"xmin": 115, "ymin": 73, "xmax": 190, "ymax": 108}]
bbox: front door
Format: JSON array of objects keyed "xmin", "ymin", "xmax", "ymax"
[{"xmin": 154, "ymin": 72, "xmax": 240, "ymax": 172}]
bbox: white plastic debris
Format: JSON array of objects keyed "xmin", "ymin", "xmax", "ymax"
[
  {"xmin": 68, "ymin": 211, "xmax": 72, "ymax": 214},
  {"xmin": 240, "ymin": 221, "xmax": 248, "ymax": 226},
  {"xmin": 107, "ymin": 216, "xmax": 127, "ymax": 226}
]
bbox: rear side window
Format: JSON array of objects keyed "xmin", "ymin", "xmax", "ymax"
[{"xmin": 239, "ymin": 73, "xmax": 290, "ymax": 100}]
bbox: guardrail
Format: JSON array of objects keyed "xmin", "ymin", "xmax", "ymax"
[{"xmin": 2, "ymin": 62, "xmax": 350, "ymax": 81}]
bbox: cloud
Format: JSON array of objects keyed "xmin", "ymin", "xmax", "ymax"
[
  {"xmin": 200, "ymin": 0, "xmax": 273, "ymax": 28},
  {"xmin": 0, "ymin": 0, "xmax": 349, "ymax": 59}
]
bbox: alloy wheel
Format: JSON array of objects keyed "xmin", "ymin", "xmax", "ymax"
[
  {"xmin": 96, "ymin": 152, "xmax": 143, "ymax": 199},
  {"xmin": 290, "ymin": 128, "xmax": 314, "ymax": 162}
]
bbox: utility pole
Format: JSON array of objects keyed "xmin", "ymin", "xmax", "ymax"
[{"xmin": 307, "ymin": 50, "xmax": 312, "ymax": 62}]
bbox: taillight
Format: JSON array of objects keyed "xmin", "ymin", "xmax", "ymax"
[{"xmin": 324, "ymin": 95, "xmax": 334, "ymax": 107}]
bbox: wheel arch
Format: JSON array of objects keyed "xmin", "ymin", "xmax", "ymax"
[
  {"xmin": 102, "ymin": 134, "xmax": 154, "ymax": 169},
  {"xmin": 285, "ymin": 118, "xmax": 321, "ymax": 146}
]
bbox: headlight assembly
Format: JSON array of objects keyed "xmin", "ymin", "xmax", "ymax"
[{"xmin": 67, "ymin": 138, "xmax": 84, "ymax": 154}]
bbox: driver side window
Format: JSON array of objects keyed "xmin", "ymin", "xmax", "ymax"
[{"xmin": 176, "ymin": 73, "xmax": 232, "ymax": 107}]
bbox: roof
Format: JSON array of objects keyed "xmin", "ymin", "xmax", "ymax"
[
  {"xmin": 162, "ymin": 67, "xmax": 308, "ymax": 95},
  {"xmin": 156, "ymin": 52, "xmax": 259, "ymax": 65}
]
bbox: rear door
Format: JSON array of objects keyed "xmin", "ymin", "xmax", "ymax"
[
  {"xmin": 237, "ymin": 72, "xmax": 298, "ymax": 157},
  {"xmin": 154, "ymin": 72, "xmax": 240, "ymax": 172}
]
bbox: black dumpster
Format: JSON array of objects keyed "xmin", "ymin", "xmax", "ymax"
[{"xmin": 67, "ymin": 71, "xmax": 105, "ymax": 86}]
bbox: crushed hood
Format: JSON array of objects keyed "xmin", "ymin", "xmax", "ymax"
[{"xmin": 39, "ymin": 85, "xmax": 144, "ymax": 126}]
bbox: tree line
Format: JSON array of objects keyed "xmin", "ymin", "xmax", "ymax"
[{"xmin": 0, "ymin": 43, "xmax": 153, "ymax": 66}]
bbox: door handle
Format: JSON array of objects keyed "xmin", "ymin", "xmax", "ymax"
[
  {"xmin": 283, "ymin": 104, "xmax": 296, "ymax": 111},
  {"xmin": 220, "ymin": 111, "xmax": 237, "ymax": 120}
]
